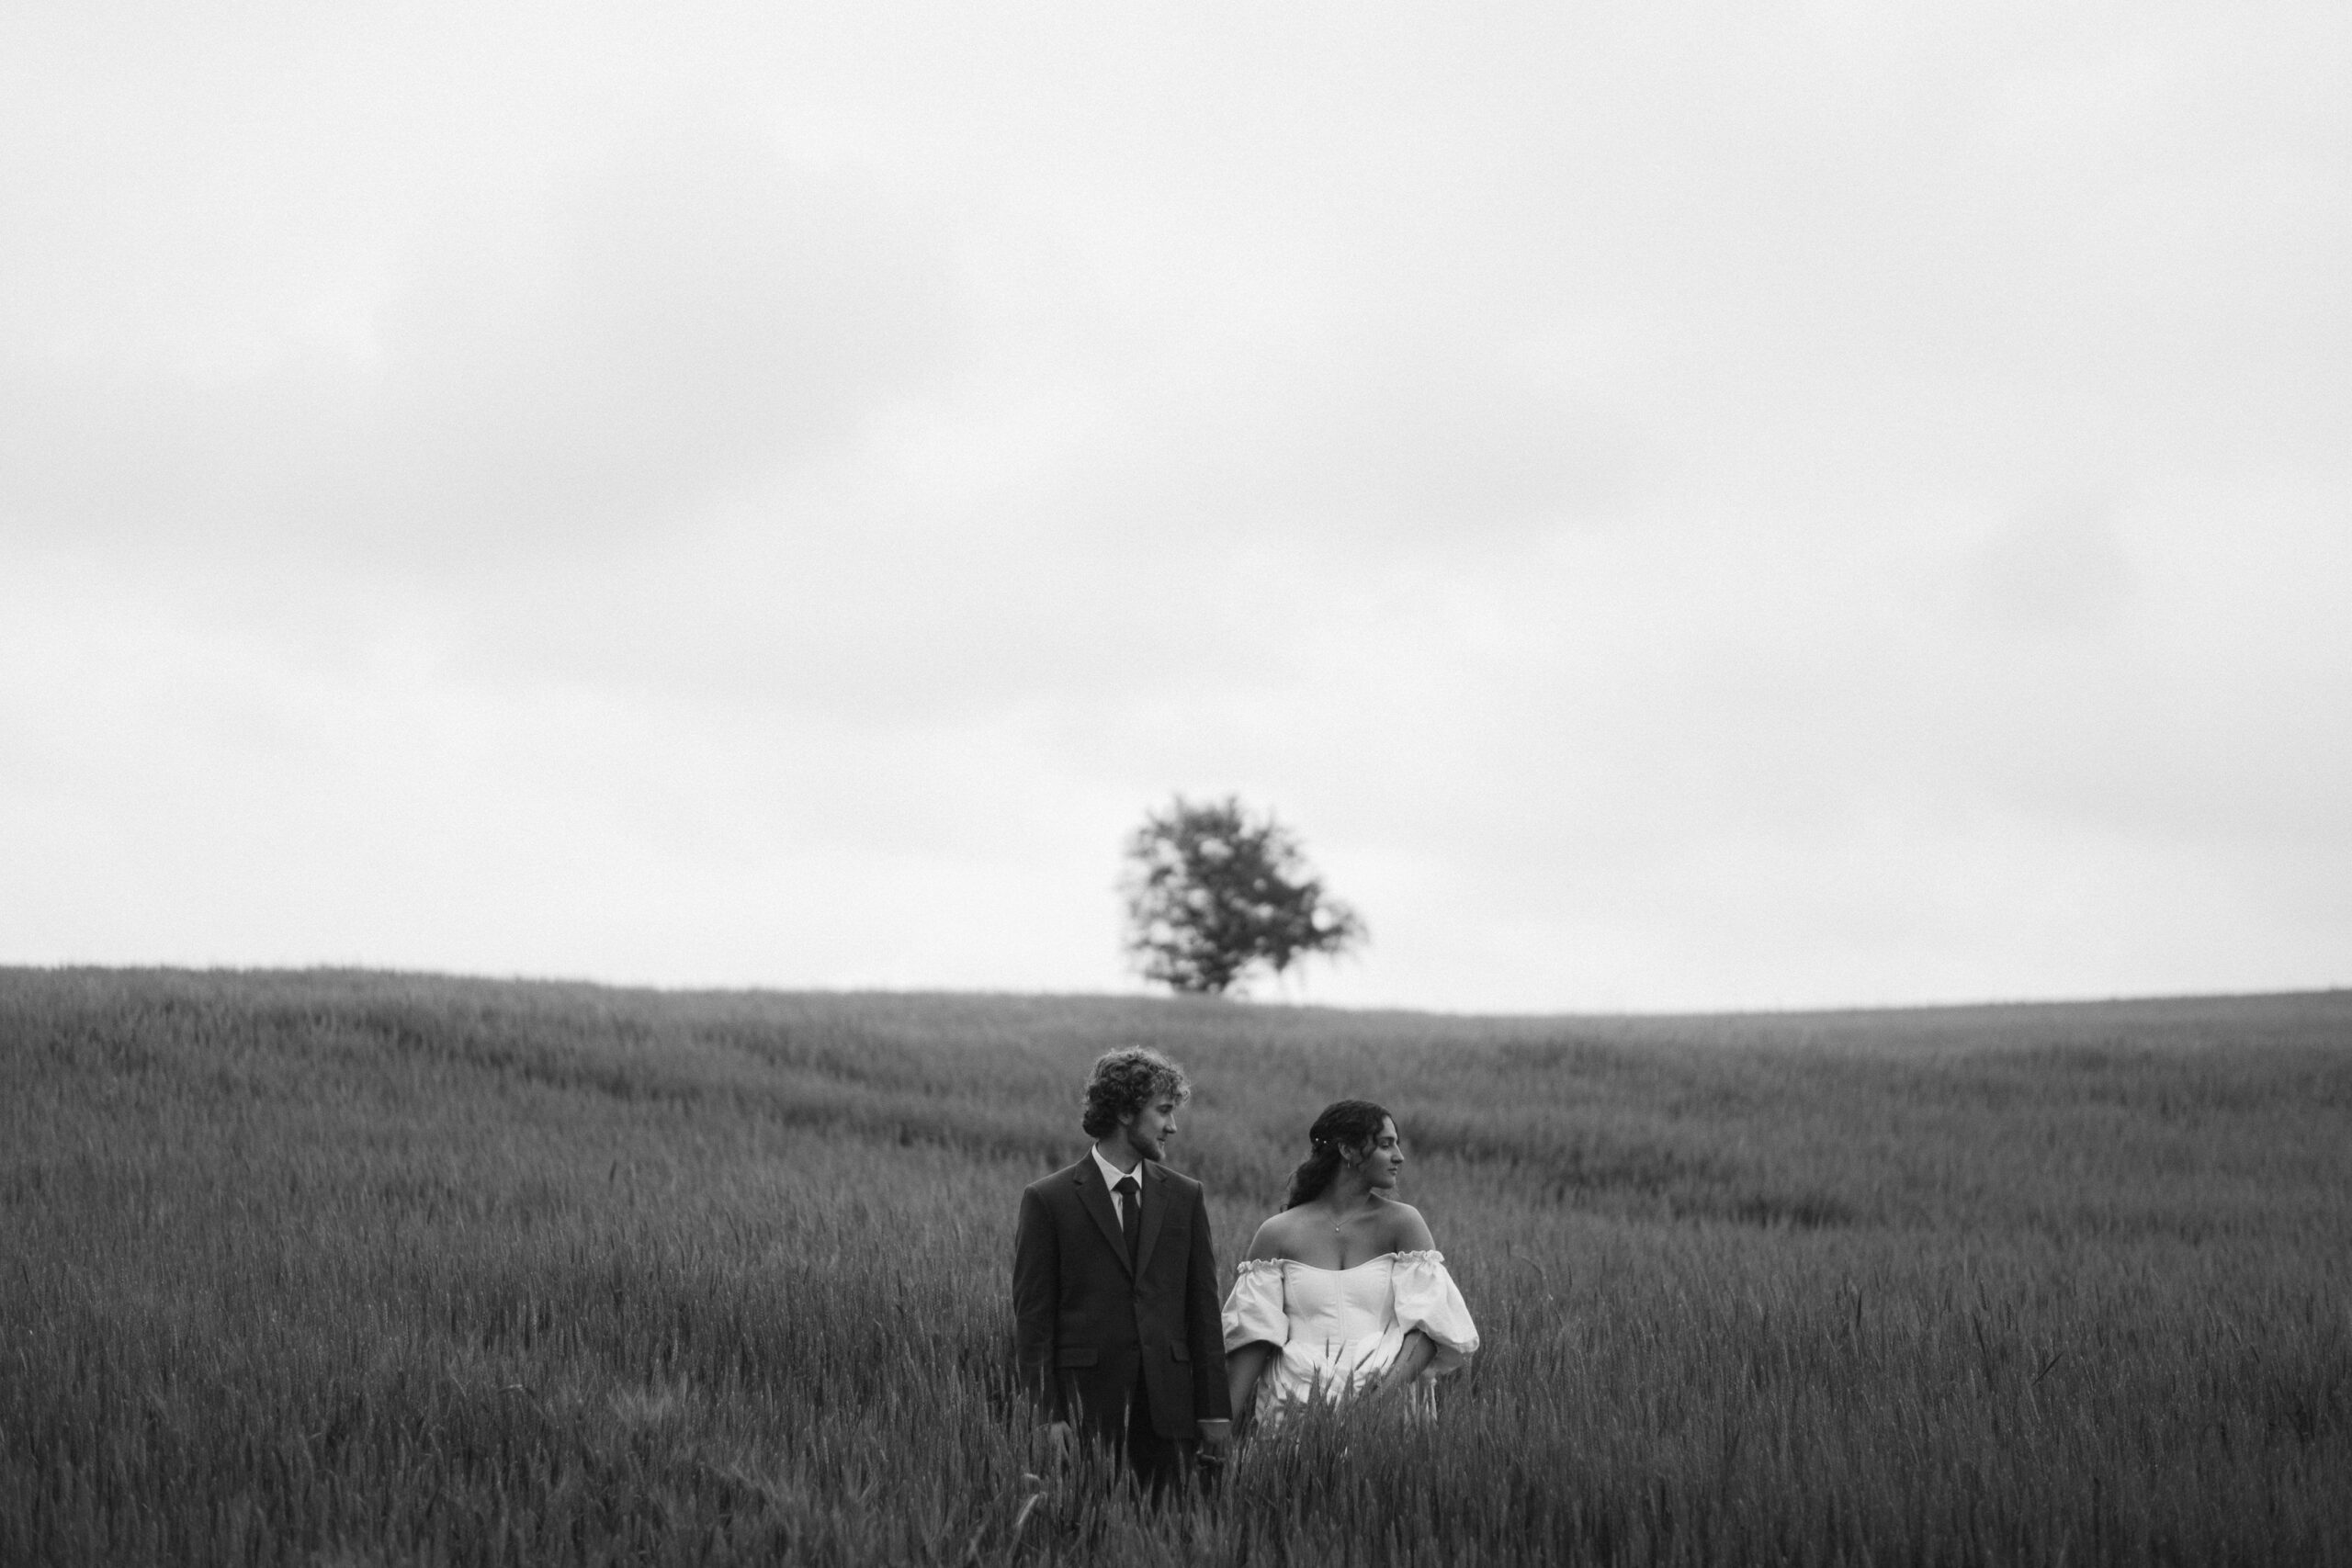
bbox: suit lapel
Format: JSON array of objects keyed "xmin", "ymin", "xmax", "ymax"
[
  {"xmin": 1072, "ymin": 1157, "xmax": 1133, "ymax": 1276},
  {"xmin": 1133, "ymin": 1160, "xmax": 1169, "ymax": 1279}
]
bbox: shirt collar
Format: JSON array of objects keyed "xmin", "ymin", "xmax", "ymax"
[{"xmin": 1091, "ymin": 1144, "xmax": 1143, "ymax": 1199}]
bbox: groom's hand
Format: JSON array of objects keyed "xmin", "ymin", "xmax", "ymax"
[
  {"xmin": 1195, "ymin": 1418, "xmax": 1230, "ymax": 1460},
  {"xmin": 1038, "ymin": 1421, "xmax": 1073, "ymax": 1463}
]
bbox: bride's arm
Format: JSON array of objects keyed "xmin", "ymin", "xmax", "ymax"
[
  {"xmin": 1372, "ymin": 1201, "xmax": 1442, "ymax": 1397},
  {"xmin": 1372, "ymin": 1330, "xmax": 1436, "ymax": 1396},
  {"xmin": 1226, "ymin": 1341, "xmax": 1276, "ymax": 1431},
  {"xmin": 1224, "ymin": 1218, "xmax": 1295, "ymax": 1431}
]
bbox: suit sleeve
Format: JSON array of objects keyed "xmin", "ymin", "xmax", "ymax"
[
  {"xmin": 1012, "ymin": 1186, "xmax": 1062, "ymax": 1420},
  {"xmin": 1185, "ymin": 1184, "xmax": 1232, "ymax": 1421}
]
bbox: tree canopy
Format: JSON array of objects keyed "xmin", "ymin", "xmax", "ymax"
[{"xmin": 1120, "ymin": 795, "xmax": 1366, "ymax": 996}]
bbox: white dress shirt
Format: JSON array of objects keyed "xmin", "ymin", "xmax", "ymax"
[{"xmin": 1091, "ymin": 1145, "xmax": 1143, "ymax": 1225}]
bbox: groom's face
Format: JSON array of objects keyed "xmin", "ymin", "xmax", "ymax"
[{"xmin": 1119, "ymin": 1095, "xmax": 1182, "ymax": 1162}]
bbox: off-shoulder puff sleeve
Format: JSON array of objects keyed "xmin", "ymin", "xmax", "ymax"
[
  {"xmin": 1222, "ymin": 1259, "xmax": 1288, "ymax": 1355},
  {"xmin": 1390, "ymin": 1250, "xmax": 1478, "ymax": 1374}
]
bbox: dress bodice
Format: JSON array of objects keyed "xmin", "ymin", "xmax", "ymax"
[
  {"xmin": 1277, "ymin": 1257, "xmax": 1406, "ymax": 1355},
  {"xmin": 1220, "ymin": 1250, "xmax": 1478, "ymax": 1425}
]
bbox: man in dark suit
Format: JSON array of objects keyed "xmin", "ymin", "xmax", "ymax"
[{"xmin": 1012, "ymin": 1045, "xmax": 1231, "ymax": 1492}]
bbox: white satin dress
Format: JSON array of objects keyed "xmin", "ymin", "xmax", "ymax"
[{"xmin": 1221, "ymin": 1250, "xmax": 1479, "ymax": 1427}]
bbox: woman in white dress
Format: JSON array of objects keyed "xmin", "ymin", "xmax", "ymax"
[{"xmin": 1221, "ymin": 1100, "xmax": 1478, "ymax": 1432}]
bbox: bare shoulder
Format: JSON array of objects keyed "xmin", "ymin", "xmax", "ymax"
[
  {"xmin": 1378, "ymin": 1198, "xmax": 1437, "ymax": 1253},
  {"xmin": 1246, "ymin": 1210, "xmax": 1306, "ymax": 1262}
]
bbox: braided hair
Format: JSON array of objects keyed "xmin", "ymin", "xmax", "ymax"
[{"xmin": 1283, "ymin": 1099, "xmax": 1394, "ymax": 1209}]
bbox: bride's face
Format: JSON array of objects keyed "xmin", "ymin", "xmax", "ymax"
[{"xmin": 1355, "ymin": 1117, "xmax": 1405, "ymax": 1190}]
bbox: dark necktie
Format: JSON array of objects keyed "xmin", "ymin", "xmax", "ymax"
[{"xmin": 1114, "ymin": 1175, "xmax": 1141, "ymax": 1264}]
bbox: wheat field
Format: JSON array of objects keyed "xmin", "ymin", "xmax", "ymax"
[{"xmin": 3, "ymin": 967, "xmax": 2348, "ymax": 1564}]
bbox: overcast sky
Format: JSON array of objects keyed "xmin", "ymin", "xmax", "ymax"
[{"xmin": 3, "ymin": 1, "xmax": 2346, "ymax": 1012}]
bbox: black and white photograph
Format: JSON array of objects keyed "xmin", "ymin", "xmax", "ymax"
[{"xmin": 4, "ymin": 1, "xmax": 2347, "ymax": 1562}]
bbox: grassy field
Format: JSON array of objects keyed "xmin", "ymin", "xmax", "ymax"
[{"xmin": 3, "ymin": 967, "xmax": 2348, "ymax": 1565}]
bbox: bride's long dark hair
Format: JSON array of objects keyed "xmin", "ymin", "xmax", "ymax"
[{"xmin": 1283, "ymin": 1100, "xmax": 1394, "ymax": 1210}]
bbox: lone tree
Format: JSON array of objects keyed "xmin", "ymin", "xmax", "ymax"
[{"xmin": 1120, "ymin": 795, "xmax": 1366, "ymax": 997}]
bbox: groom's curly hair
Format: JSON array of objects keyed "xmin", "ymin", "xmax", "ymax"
[{"xmin": 1080, "ymin": 1046, "xmax": 1193, "ymax": 1138}]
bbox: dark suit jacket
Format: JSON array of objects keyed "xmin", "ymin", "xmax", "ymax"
[{"xmin": 1012, "ymin": 1155, "xmax": 1230, "ymax": 1442}]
